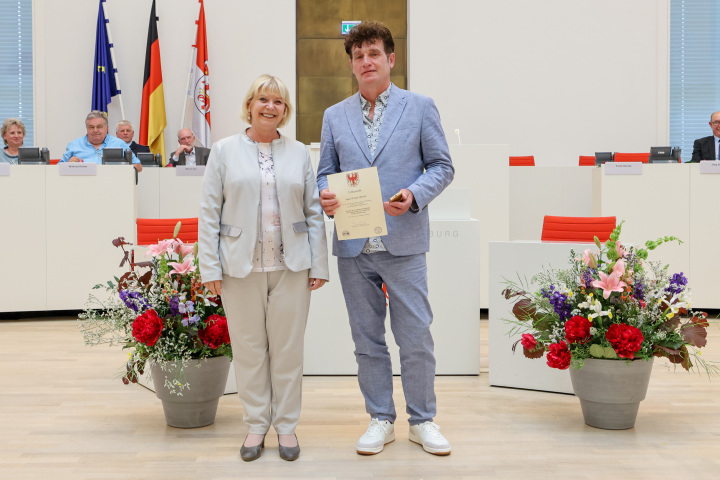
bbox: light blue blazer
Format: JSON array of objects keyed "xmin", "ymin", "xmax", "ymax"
[
  {"xmin": 198, "ymin": 134, "xmax": 329, "ymax": 282},
  {"xmin": 317, "ymin": 87, "xmax": 454, "ymax": 258}
]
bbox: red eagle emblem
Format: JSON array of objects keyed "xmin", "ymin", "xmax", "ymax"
[{"xmin": 346, "ymin": 172, "xmax": 359, "ymax": 187}]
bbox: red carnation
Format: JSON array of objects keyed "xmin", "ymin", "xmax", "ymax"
[
  {"xmin": 546, "ymin": 341, "xmax": 572, "ymax": 370},
  {"xmin": 605, "ymin": 324, "xmax": 644, "ymax": 359},
  {"xmin": 198, "ymin": 314, "xmax": 231, "ymax": 349},
  {"xmin": 565, "ymin": 315, "xmax": 592, "ymax": 344},
  {"xmin": 520, "ymin": 333, "xmax": 538, "ymax": 351},
  {"xmin": 131, "ymin": 309, "xmax": 163, "ymax": 346}
]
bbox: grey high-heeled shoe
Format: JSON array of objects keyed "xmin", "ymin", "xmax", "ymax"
[
  {"xmin": 278, "ymin": 434, "xmax": 300, "ymax": 461},
  {"xmin": 240, "ymin": 436, "xmax": 265, "ymax": 462}
]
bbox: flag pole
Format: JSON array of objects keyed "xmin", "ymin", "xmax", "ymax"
[
  {"xmin": 101, "ymin": 0, "xmax": 125, "ymax": 120},
  {"xmin": 179, "ymin": 1, "xmax": 202, "ymax": 137}
]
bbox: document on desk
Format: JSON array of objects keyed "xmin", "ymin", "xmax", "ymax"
[{"xmin": 327, "ymin": 166, "xmax": 387, "ymax": 241}]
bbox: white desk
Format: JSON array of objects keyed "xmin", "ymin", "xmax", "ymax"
[
  {"xmin": 488, "ymin": 241, "xmax": 590, "ymax": 394},
  {"xmin": 136, "ymin": 168, "xmax": 204, "ymax": 221},
  {"xmin": 0, "ymin": 165, "xmax": 136, "ymax": 312},
  {"xmin": 304, "ymin": 219, "xmax": 481, "ymax": 374}
]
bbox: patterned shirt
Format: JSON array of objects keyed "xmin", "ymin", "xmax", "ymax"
[
  {"xmin": 243, "ymin": 132, "xmax": 285, "ymax": 272},
  {"xmin": 360, "ymin": 84, "xmax": 392, "ymax": 253}
]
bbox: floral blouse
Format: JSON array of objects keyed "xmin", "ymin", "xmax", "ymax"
[{"xmin": 243, "ymin": 132, "xmax": 285, "ymax": 272}]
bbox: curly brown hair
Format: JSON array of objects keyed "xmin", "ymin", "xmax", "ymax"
[{"xmin": 343, "ymin": 21, "xmax": 394, "ymax": 57}]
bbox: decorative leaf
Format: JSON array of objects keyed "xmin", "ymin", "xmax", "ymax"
[
  {"xmin": 661, "ymin": 314, "xmax": 681, "ymax": 331},
  {"xmin": 602, "ymin": 346, "xmax": 618, "ymax": 359},
  {"xmin": 680, "ymin": 322, "xmax": 708, "ymax": 348},
  {"xmin": 138, "ymin": 270, "xmax": 153, "ymax": 287},
  {"xmin": 523, "ymin": 346, "xmax": 544, "ymax": 359},
  {"xmin": 502, "ymin": 288, "xmax": 524, "ymax": 300},
  {"xmin": 654, "ymin": 345, "xmax": 691, "ymax": 370},
  {"xmin": 588, "ymin": 344, "xmax": 605, "ymax": 358},
  {"xmin": 512, "ymin": 299, "xmax": 536, "ymax": 322}
]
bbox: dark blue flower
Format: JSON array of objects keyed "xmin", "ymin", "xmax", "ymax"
[
  {"xmin": 169, "ymin": 295, "xmax": 181, "ymax": 316},
  {"xmin": 666, "ymin": 272, "xmax": 688, "ymax": 295}
]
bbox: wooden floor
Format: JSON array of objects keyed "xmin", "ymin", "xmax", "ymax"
[{"xmin": 1, "ymin": 317, "xmax": 719, "ymax": 480}]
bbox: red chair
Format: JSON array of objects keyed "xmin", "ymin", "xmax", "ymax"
[
  {"xmin": 509, "ymin": 156, "xmax": 535, "ymax": 166},
  {"xmin": 541, "ymin": 216, "xmax": 616, "ymax": 242},
  {"xmin": 578, "ymin": 155, "xmax": 595, "ymax": 166},
  {"xmin": 49, "ymin": 159, "xmax": 60, "ymax": 165},
  {"xmin": 136, "ymin": 218, "xmax": 199, "ymax": 245},
  {"xmin": 613, "ymin": 152, "xmax": 649, "ymax": 163}
]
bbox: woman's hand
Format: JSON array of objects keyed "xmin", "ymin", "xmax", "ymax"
[
  {"xmin": 309, "ymin": 278, "xmax": 326, "ymax": 291},
  {"xmin": 204, "ymin": 280, "xmax": 223, "ymax": 296}
]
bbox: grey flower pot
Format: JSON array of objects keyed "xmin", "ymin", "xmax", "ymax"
[
  {"xmin": 568, "ymin": 358, "xmax": 653, "ymax": 430},
  {"xmin": 150, "ymin": 356, "xmax": 231, "ymax": 428}
]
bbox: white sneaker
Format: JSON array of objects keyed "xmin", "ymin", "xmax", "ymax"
[
  {"xmin": 409, "ymin": 421, "xmax": 451, "ymax": 455},
  {"xmin": 356, "ymin": 418, "xmax": 395, "ymax": 455}
]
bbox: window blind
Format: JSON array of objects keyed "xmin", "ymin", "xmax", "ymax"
[
  {"xmin": 0, "ymin": 0, "xmax": 33, "ymax": 145},
  {"xmin": 669, "ymin": 0, "xmax": 720, "ymax": 161}
]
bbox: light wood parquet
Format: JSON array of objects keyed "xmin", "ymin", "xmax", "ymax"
[{"xmin": 1, "ymin": 317, "xmax": 719, "ymax": 480}]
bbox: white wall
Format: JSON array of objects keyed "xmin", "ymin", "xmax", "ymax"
[
  {"xmin": 33, "ymin": 0, "xmax": 296, "ymax": 159},
  {"xmin": 408, "ymin": 0, "xmax": 669, "ymax": 166},
  {"xmin": 33, "ymin": 0, "xmax": 668, "ymax": 167}
]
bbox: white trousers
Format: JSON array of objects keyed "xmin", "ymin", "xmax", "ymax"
[{"xmin": 221, "ymin": 269, "xmax": 310, "ymax": 434}]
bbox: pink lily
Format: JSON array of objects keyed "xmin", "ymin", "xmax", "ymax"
[
  {"xmin": 612, "ymin": 259, "xmax": 625, "ymax": 277},
  {"xmin": 615, "ymin": 241, "xmax": 627, "ymax": 258},
  {"xmin": 582, "ymin": 249, "xmax": 598, "ymax": 269},
  {"xmin": 178, "ymin": 244, "xmax": 195, "ymax": 258},
  {"xmin": 145, "ymin": 239, "xmax": 175, "ymax": 257},
  {"xmin": 591, "ymin": 271, "xmax": 627, "ymax": 299},
  {"xmin": 168, "ymin": 257, "xmax": 197, "ymax": 276}
]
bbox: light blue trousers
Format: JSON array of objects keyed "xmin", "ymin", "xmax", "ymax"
[{"xmin": 337, "ymin": 252, "xmax": 436, "ymax": 425}]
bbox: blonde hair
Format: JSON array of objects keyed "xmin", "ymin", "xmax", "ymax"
[
  {"xmin": 1, "ymin": 118, "xmax": 26, "ymax": 145},
  {"xmin": 241, "ymin": 74, "xmax": 292, "ymax": 128}
]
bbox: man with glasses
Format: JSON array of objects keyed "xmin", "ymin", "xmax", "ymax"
[{"xmin": 691, "ymin": 111, "xmax": 720, "ymax": 162}]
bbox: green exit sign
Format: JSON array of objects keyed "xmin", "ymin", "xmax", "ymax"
[{"xmin": 341, "ymin": 21, "xmax": 361, "ymax": 35}]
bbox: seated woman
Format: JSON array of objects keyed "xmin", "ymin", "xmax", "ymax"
[{"xmin": 1, "ymin": 118, "xmax": 26, "ymax": 164}]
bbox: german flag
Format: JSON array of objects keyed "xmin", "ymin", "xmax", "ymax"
[{"xmin": 139, "ymin": 0, "xmax": 167, "ymax": 164}]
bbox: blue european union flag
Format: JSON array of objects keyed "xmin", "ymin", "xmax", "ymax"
[{"xmin": 91, "ymin": 0, "xmax": 118, "ymax": 113}]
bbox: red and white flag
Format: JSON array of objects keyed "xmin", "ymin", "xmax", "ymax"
[{"xmin": 187, "ymin": 0, "xmax": 210, "ymax": 147}]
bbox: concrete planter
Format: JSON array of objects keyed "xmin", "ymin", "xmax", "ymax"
[
  {"xmin": 150, "ymin": 356, "xmax": 231, "ymax": 428},
  {"xmin": 569, "ymin": 358, "xmax": 653, "ymax": 430}
]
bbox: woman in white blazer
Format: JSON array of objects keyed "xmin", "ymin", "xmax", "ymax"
[{"xmin": 198, "ymin": 75, "xmax": 329, "ymax": 462}]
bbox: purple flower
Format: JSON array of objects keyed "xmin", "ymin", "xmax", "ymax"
[
  {"xmin": 541, "ymin": 285, "xmax": 572, "ymax": 322},
  {"xmin": 119, "ymin": 289, "xmax": 150, "ymax": 312},
  {"xmin": 181, "ymin": 315, "xmax": 201, "ymax": 327},
  {"xmin": 169, "ymin": 295, "xmax": 181, "ymax": 316},
  {"xmin": 666, "ymin": 272, "xmax": 688, "ymax": 295},
  {"xmin": 581, "ymin": 268, "xmax": 595, "ymax": 288},
  {"xmin": 634, "ymin": 278, "xmax": 646, "ymax": 301}
]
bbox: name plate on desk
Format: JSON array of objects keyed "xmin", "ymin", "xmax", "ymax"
[
  {"xmin": 699, "ymin": 160, "xmax": 720, "ymax": 174},
  {"xmin": 58, "ymin": 163, "xmax": 98, "ymax": 176},
  {"xmin": 176, "ymin": 166, "xmax": 205, "ymax": 176},
  {"xmin": 0, "ymin": 163, "xmax": 9, "ymax": 176},
  {"xmin": 605, "ymin": 162, "xmax": 642, "ymax": 175}
]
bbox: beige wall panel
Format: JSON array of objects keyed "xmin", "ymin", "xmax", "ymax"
[
  {"xmin": 297, "ymin": 0, "xmax": 353, "ymax": 38},
  {"xmin": 297, "ymin": 39, "xmax": 351, "ymax": 77},
  {"xmin": 392, "ymin": 38, "xmax": 407, "ymax": 76},
  {"xmin": 298, "ymin": 77, "xmax": 353, "ymax": 115},
  {"xmin": 297, "ymin": 114, "xmax": 325, "ymax": 145},
  {"xmin": 352, "ymin": 0, "xmax": 407, "ymax": 36}
]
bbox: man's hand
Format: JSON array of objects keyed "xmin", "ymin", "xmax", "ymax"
[
  {"xmin": 174, "ymin": 144, "xmax": 192, "ymax": 158},
  {"xmin": 383, "ymin": 188, "xmax": 414, "ymax": 216},
  {"xmin": 68, "ymin": 156, "xmax": 83, "ymax": 162},
  {"xmin": 319, "ymin": 189, "xmax": 340, "ymax": 216}
]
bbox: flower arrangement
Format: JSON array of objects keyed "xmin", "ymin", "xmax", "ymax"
[
  {"xmin": 79, "ymin": 222, "xmax": 232, "ymax": 393},
  {"xmin": 503, "ymin": 222, "xmax": 716, "ymax": 374}
]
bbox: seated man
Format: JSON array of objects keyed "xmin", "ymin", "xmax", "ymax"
[
  {"xmin": 166, "ymin": 128, "xmax": 209, "ymax": 167},
  {"xmin": 116, "ymin": 120, "xmax": 150, "ymax": 154},
  {"xmin": 691, "ymin": 110, "xmax": 720, "ymax": 162},
  {"xmin": 61, "ymin": 111, "xmax": 142, "ymax": 172}
]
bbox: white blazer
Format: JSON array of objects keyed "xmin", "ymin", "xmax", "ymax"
[{"xmin": 198, "ymin": 133, "xmax": 329, "ymax": 282}]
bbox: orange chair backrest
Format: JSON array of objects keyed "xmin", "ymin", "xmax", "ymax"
[
  {"xmin": 578, "ymin": 155, "xmax": 595, "ymax": 166},
  {"xmin": 49, "ymin": 159, "xmax": 60, "ymax": 165},
  {"xmin": 509, "ymin": 156, "xmax": 535, "ymax": 166},
  {"xmin": 613, "ymin": 152, "xmax": 649, "ymax": 163},
  {"xmin": 136, "ymin": 218, "xmax": 199, "ymax": 245},
  {"xmin": 541, "ymin": 216, "xmax": 616, "ymax": 242}
]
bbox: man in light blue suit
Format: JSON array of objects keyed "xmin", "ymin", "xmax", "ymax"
[{"xmin": 317, "ymin": 21, "xmax": 454, "ymax": 456}]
